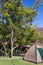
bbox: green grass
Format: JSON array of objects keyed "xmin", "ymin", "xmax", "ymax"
[{"xmin": 0, "ymin": 57, "xmax": 43, "ymax": 65}]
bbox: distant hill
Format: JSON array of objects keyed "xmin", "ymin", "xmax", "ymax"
[{"xmin": 37, "ymin": 28, "xmax": 43, "ymax": 35}]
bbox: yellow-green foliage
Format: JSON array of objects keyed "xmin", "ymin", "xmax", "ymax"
[{"xmin": 0, "ymin": 0, "xmax": 41, "ymax": 53}]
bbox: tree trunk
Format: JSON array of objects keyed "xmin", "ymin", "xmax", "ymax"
[
  {"xmin": 10, "ymin": 28, "xmax": 13, "ymax": 58},
  {"xmin": 4, "ymin": 46, "xmax": 7, "ymax": 57},
  {"xmin": 2, "ymin": 42, "xmax": 7, "ymax": 57}
]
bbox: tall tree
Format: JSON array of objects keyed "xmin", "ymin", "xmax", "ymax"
[{"xmin": 0, "ymin": 0, "xmax": 42, "ymax": 57}]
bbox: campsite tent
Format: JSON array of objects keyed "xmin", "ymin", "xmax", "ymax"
[{"xmin": 24, "ymin": 42, "xmax": 43, "ymax": 63}]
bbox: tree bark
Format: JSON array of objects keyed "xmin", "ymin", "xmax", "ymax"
[{"xmin": 10, "ymin": 28, "xmax": 13, "ymax": 58}]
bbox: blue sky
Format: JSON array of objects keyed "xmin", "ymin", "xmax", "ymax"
[
  {"xmin": 0, "ymin": 0, "xmax": 43, "ymax": 27},
  {"xmin": 22, "ymin": 0, "xmax": 43, "ymax": 27}
]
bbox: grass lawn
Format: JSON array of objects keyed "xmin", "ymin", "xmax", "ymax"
[{"xmin": 0, "ymin": 57, "xmax": 43, "ymax": 65}]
